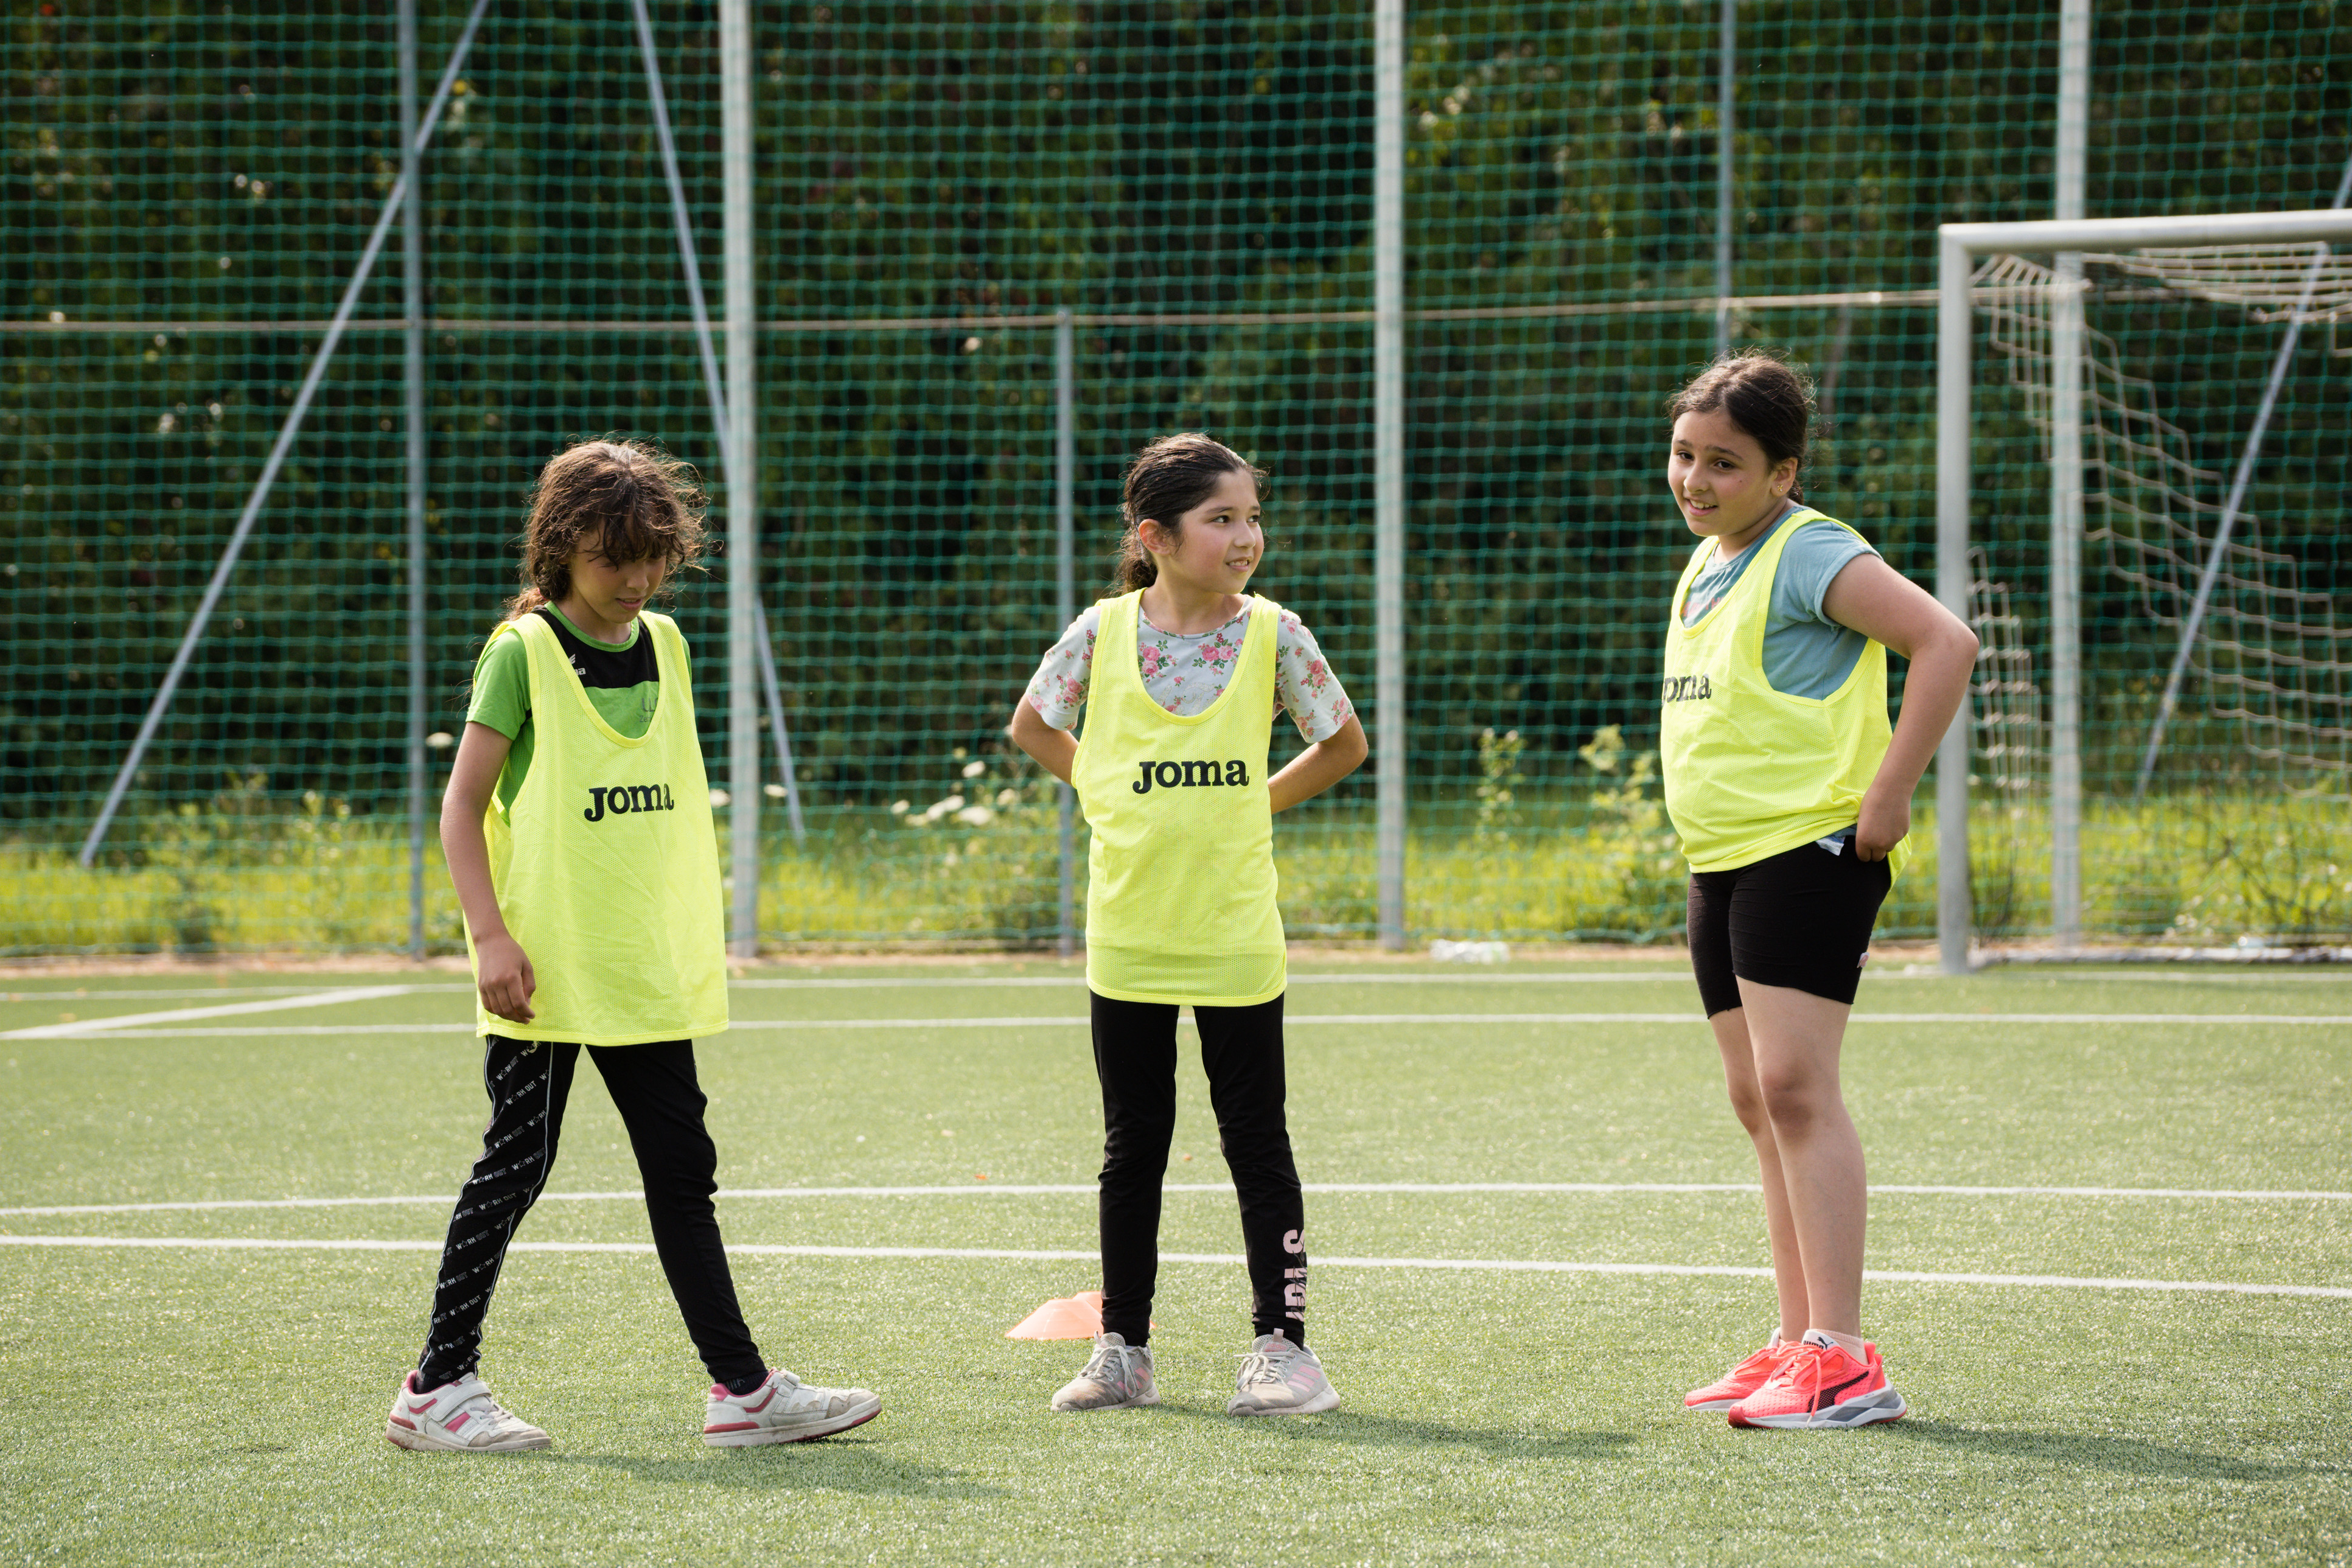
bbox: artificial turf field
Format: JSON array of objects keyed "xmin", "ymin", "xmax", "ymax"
[{"xmin": 1, "ymin": 957, "xmax": 2347, "ymax": 1566}]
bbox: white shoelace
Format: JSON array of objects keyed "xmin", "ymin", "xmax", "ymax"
[{"xmin": 1235, "ymin": 1348, "xmax": 1297, "ymax": 1389}]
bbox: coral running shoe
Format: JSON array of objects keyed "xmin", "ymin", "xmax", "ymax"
[
  {"xmin": 1682, "ymin": 1339, "xmax": 1796, "ymax": 1412},
  {"xmin": 1728, "ymin": 1331, "xmax": 1906, "ymax": 1430}
]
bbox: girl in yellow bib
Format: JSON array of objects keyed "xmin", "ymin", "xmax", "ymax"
[
  {"xmin": 386, "ymin": 440, "xmax": 878, "ymax": 1453},
  {"xmin": 1008, "ymin": 433, "xmax": 1367, "ymax": 1416},
  {"xmin": 1658, "ymin": 357, "xmax": 1978, "ymax": 1430}
]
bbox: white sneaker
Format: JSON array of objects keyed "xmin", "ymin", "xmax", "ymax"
[
  {"xmin": 385, "ymin": 1371, "xmax": 553, "ymax": 1452},
  {"xmin": 1050, "ymin": 1332, "xmax": 1159, "ymax": 1411},
  {"xmin": 1227, "ymin": 1333, "xmax": 1339, "ymax": 1416},
  {"xmin": 703, "ymin": 1368, "xmax": 882, "ymax": 1446}
]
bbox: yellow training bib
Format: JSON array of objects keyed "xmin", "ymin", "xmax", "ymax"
[
  {"xmin": 1072, "ymin": 591, "xmax": 1286, "ymax": 1006},
  {"xmin": 470, "ymin": 610, "xmax": 730, "ymax": 1044},
  {"xmin": 1658, "ymin": 511, "xmax": 1911, "ymax": 877}
]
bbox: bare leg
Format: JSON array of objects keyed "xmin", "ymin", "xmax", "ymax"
[
  {"xmin": 1708, "ymin": 1006, "xmax": 1807, "ymax": 1340},
  {"xmin": 1738, "ymin": 978, "xmax": 1866, "ymax": 1340}
]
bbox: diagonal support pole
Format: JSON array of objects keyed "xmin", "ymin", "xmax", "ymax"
[
  {"xmin": 630, "ymin": 0, "xmax": 800, "ymax": 938},
  {"xmin": 627, "ymin": 0, "xmax": 730, "ymax": 465},
  {"xmin": 752, "ymin": 594, "xmax": 808, "ymax": 845},
  {"xmin": 2132, "ymin": 155, "xmax": 2352, "ymax": 801},
  {"xmin": 79, "ymin": 0, "xmax": 495, "ymax": 866}
]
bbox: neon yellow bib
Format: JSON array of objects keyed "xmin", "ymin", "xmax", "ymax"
[
  {"xmin": 1659, "ymin": 510, "xmax": 1911, "ymax": 877},
  {"xmin": 1073, "ymin": 591, "xmax": 1286, "ymax": 1006},
  {"xmin": 471, "ymin": 610, "xmax": 730, "ymax": 1044}
]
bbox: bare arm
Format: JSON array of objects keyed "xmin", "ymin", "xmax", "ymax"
[
  {"xmin": 1820, "ymin": 556, "xmax": 1981, "ymax": 863},
  {"xmin": 440, "ymin": 720, "xmax": 536, "ymax": 1023},
  {"xmin": 1269, "ymin": 714, "xmax": 1368, "ymax": 814},
  {"xmin": 1005, "ymin": 697, "xmax": 1078, "ymax": 784}
]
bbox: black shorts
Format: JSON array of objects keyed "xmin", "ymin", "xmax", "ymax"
[{"xmin": 1687, "ymin": 835, "xmax": 1893, "ymax": 1017}]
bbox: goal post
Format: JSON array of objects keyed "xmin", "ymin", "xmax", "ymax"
[{"xmin": 1935, "ymin": 207, "xmax": 2352, "ymax": 975}]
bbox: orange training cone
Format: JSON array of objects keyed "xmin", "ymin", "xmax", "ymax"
[{"xmin": 1004, "ymin": 1289, "xmax": 1155, "ymax": 1340}]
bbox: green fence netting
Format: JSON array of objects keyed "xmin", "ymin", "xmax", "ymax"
[{"xmin": 5, "ymin": 2, "xmax": 2348, "ymax": 953}]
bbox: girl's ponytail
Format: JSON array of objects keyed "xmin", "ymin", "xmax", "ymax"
[{"xmin": 1111, "ymin": 433, "xmax": 1267, "ymax": 593}]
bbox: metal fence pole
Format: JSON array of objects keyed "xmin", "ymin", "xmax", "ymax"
[
  {"xmin": 720, "ymin": 0, "xmax": 759, "ymax": 957},
  {"xmin": 1714, "ymin": 0, "xmax": 1736, "ymax": 358},
  {"xmin": 1055, "ymin": 308, "xmax": 1078, "ymax": 960},
  {"xmin": 399, "ymin": 0, "xmax": 429, "ymax": 960},
  {"xmin": 1372, "ymin": 0, "xmax": 1407, "ymax": 951},
  {"xmin": 2048, "ymin": 0, "xmax": 2090, "ymax": 949},
  {"xmin": 1936, "ymin": 232, "xmax": 1975, "ymax": 975}
]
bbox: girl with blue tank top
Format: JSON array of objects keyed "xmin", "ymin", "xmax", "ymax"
[
  {"xmin": 1656, "ymin": 356, "xmax": 1980, "ymax": 1430},
  {"xmin": 1008, "ymin": 434, "xmax": 1368, "ymax": 1418},
  {"xmin": 386, "ymin": 440, "xmax": 879, "ymax": 1454}
]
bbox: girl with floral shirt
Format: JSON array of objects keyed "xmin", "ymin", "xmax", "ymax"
[
  {"xmin": 1008, "ymin": 433, "xmax": 1366, "ymax": 1421},
  {"xmin": 1022, "ymin": 596, "xmax": 1355, "ymax": 748}
]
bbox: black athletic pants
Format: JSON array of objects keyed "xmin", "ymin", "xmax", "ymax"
[
  {"xmin": 1090, "ymin": 991, "xmax": 1307, "ymax": 1348},
  {"xmin": 415, "ymin": 1036, "xmax": 765, "ymax": 1389}
]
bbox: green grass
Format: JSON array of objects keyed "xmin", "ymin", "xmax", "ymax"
[
  {"xmin": 8, "ymin": 782, "xmax": 2350, "ymax": 953},
  {"xmin": 1, "ymin": 960, "xmax": 2348, "ymax": 1564}
]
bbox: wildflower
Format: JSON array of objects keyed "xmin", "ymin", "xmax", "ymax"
[
  {"xmin": 954, "ymin": 806, "xmax": 994, "ymax": 827},
  {"xmin": 961, "ymin": 760, "xmax": 987, "ymax": 779}
]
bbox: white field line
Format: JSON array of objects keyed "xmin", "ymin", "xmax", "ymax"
[
  {"xmin": 32, "ymin": 1010, "xmax": 2352, "ymax": 1040},
  {"xmin": 1, "ymin": 1232, "xmax": 2345, "ymax": 1300},
  {"xmin": 8, "ymin": 970, "xmax": 2348, "ymax": 1009},
  {"xmin": 2, "ymin": 984, "xmax": 478, "ymax": 1002},
  {"xmin": 8, "ymin": 1179, "xmax": 2347, "ymax": 1218},
  {"xmin": 0, "ymin": 985, "xmax": 417, "ymax": 1039}
]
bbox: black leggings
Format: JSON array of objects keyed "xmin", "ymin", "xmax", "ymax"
[
  {"xmin": 415, "ymin": 1036, "xmax": 765, "ymax": 1389},
  {"xmin": 1090, "ymin": 991, "xmax": 1306, "ymax": 1348}
]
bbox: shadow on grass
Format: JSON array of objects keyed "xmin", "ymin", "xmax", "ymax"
[
  {"xmin": 1880, "ymin": 1420, "xmax": 2332, "ymax": 1480},
  {"xmin": 1146, "ymin": 1401, "xmax": 1636, "ymax": 1462},
  {"xmin": 545, "ymin": 1440, "xmax": 1011, "ymax": 1500}
]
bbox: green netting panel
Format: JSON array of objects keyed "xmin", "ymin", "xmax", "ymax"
[{"xmin": 5, "ymin": 2, "xmax": 2349, "ymax": 954}]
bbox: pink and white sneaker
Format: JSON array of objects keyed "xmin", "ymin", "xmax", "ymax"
[
  {"xmin": 1227, "ymin": 1332, "xmax": 1340, "ymax": 1416},
  {"xmin": 385, "ymin": 1371, "xmax": 552, "ymax": 1452},
  {"xmin": 703, "ymin": 1368, "xmax": 882, "ymax": 1446}
]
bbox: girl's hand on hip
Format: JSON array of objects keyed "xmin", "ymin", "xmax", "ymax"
[
  {"xmin": 476, "ymin": 933, "xmax": 537, "ymax": 1023},
  {"xmin": 1854, "ymin": 784, "xmax": 1910, "ymax": 863}
]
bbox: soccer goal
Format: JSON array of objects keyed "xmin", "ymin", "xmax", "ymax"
[{"xmin": 1934, "ymin": 208, "xmax": 2352, "ymax": 973}]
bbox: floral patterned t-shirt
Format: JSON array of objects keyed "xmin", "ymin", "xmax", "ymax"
[{"xmin": 1023, "ymin": 601, "xmax": 1356, "ymax": 744}]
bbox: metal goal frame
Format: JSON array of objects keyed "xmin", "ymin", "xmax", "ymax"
[{"xmin": 1933, "ymin": 207, "xmax": 2352, "ymax": 973}]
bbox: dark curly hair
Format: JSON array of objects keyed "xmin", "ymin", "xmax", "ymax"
[{"xmin": 504, "ymin": 437, "xmax": 708, "ymax": 621}]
